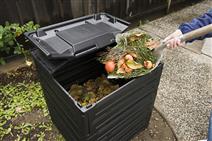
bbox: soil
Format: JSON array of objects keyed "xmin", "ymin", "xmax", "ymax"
[
  {"xmin": 12, "ymin": 109, "xmax": 49, "ymax": 126},
  {"xmin": 131, "ymin": 109, "xmax": 177, "ymax": 141},
  {"xmin": 2, "ymin": 109, "xmax": 60, "ymax": 141},
  {"xmin": 0, "ymin": 65, "xmax": 38, "ymax": 85},
  {"xmin": 3, "ymin": 107, "xmax": 177, "ymax": 141},
  {"xmin": 0, "ymin": 65, "xmax": 177, "ymax": 141}
]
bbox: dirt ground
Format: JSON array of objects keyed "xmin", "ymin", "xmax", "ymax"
[{"xmin": 131, "ymin": 109, "xmax": 177, "ymax": 141}]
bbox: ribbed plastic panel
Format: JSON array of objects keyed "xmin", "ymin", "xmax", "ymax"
[{"xmin": 32, "ymin": 49, "xmax": 163, "ymax": 141}]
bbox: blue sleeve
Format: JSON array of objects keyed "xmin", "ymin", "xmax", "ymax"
[{"xmin": 179, "ymin": 9, "xmax": 212, "ymax": 42}]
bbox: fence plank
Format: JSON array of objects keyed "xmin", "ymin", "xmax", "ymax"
[
  {"xmin": 0, "ymin": 1, "xmax": 10, "ymax": 24},
  {"xmin": 0, "ymin": 0, "xmax": 193, "ymax": 26},
  {"xmin": 119, "ymin": 0, "xmax": 127, "ymax": 18},
  {"xmin": 30, "ymin": 0, "xmax": 51, "ymax": 25},
  {"xmin": 61, "ymin": 0, "xmax": 73, "ymax": 21},
  {"xmin": 70, "ymin": 0, "xmax": 83, "ymax": 18},
  {"xmin": 127, "ymin": 0, "xmax": 136, "ymax": 17},
  {"xmin": 96, "ymin": 0, "xmax": 106, "ymax": 13},
  {"xmin": 45, "ymin": 0, "xmax": 61, "ymax": 24},
  {"xmin": 16, "ymin": 0, "xmax": 35, "ymax": 24},
  {"xmin": 58, "ymin": 0, "xmax": 64, "ymax": 19},
  {"xmin": 4, "ymin": 0, "xmax": 20, "ymax": 23},
  {"xmin": 111, "ymin": 0, "xmax": 120, "ymax": 17},
  {"xmin": 104, "ymin": 0, "xmax": 113, "ymax": 14}
]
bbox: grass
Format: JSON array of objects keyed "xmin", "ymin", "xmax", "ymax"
[{"xmin": 0, "ymin": 82, "xmax": 64, "ymax": 141}]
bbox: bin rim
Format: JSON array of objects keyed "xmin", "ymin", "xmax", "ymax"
[{"xmin": 58, "ymin": 62, "xmax": 163, "ymax": 113}]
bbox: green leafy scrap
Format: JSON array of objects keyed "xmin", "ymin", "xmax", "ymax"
[{"xmin": 69, "ymin": 75, "xmax": 119, "ymax": 107}]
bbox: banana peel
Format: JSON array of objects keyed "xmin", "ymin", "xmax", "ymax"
[{"xmin": 126, "ymin": 60, "xmax": 143, "ymax": 69}]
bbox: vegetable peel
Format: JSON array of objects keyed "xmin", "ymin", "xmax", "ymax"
[{"xmin": 126, "ymin": 60, "xmax": 143, "ymax": 69}]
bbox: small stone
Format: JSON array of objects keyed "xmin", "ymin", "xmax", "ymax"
[
  {"xmin": 25, "ymin": 60, "xmax": 33, "ymax": 66},
  {"xmin": 154, "ymin": 117, "xmax": 159, "ymax": 121},
  {"xmin": 149, "ymin": 130, "xmax": 154, "ymax": 137}
]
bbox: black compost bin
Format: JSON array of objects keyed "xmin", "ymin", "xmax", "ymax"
[{"xmin": 25, "ymin": 13, "xmax": 163, "ymax": 141}]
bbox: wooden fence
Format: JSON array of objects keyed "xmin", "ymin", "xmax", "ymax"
[{"xmin": 0, "ymin": 0, "xmax": 195, "ymax": 26}]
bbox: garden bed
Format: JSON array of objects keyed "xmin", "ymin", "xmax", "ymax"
[{"xmin": 0, "ymin": 66, "xmax": 62, "ymax": 140}]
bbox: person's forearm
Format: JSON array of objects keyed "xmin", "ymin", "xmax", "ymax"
[{"xmin": 179, "ymin": 9, "xmax": 212, "ymax": 42}]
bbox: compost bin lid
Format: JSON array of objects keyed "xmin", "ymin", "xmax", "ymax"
[{"xmin": 25, "ymin": 13, "xmax": 129, "ymax": 59}]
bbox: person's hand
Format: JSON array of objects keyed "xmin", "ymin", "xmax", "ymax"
[{"xmin": 163, "ymin": 29, "xmax": 184, "ymax": 48}]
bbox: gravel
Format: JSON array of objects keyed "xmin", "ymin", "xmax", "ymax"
[{"xmin": 157, "ymin": 47, "xmax": 212, "ymax": 141}]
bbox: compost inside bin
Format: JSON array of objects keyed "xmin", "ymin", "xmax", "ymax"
[{"xmin": 69, "ymin": 75, "xmax": 120, "ymax": 107}]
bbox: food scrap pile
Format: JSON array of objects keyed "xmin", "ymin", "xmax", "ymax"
[
  {"xmin": 69, "ymin": 75, "xmax": 119, "ymax": 107},
  {"xmin": 98, "ymin": 31, "xmax": 159, "ymax": 78}
]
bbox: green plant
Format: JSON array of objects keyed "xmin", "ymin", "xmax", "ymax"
[
  {"xmin": 0, "ymin": 57, "xmax": 5, "ymax": 65},
  {"xmin": 0, "ymin": 21, "xmax": 39, "ymax": 65},
  {"xmin": 21, "ymin": 21, "xmax": 39, "ymax": 33},
  {"xmin": 0, "ymin": 23, "xmax": 17, "ymax": 53}
]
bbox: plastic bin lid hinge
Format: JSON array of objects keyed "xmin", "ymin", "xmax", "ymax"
[
  {"xmin": 36, "ymin": 29, "xmax": 47, "ymax": 37},
  {"xmin": 94, "ymin": 13, "xmax": 101, "ymax": 21},
  {"xmin": 109, "ymin": 16, "xmax": 117, "ymax": 24}
]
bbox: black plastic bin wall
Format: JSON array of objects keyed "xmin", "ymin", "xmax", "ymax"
[
  {"xmin": 26, "ymin": 13, "xmax": 164, "ymax": 141},
  {"xmin": 32, "ymin": 50, "xmax": 163, "ymax": 141}
]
